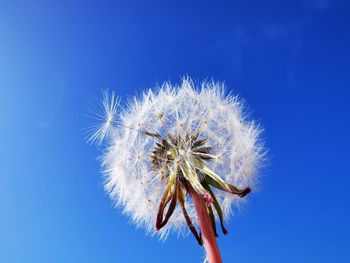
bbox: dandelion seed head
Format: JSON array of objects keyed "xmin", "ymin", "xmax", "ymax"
[{"xmin": 94, "ymin": 77, "xmax": 264, "ymax": 239}]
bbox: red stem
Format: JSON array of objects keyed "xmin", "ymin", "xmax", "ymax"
[{"xmin": 189, "ymin": 187, "xmax": 222, "ymax": 263}]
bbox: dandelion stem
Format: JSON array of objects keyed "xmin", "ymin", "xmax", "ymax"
[{"xmin": 189, "ymin": 186, "xmax": 222, "ymax": 263}]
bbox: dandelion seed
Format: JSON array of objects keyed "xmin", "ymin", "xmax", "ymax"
[
  {"xmin": 88, "ymin": 77, "xmax": 264, "ymax": 263},
  {"xmin": 87, "ymin": 90, "xmax": 119, "ymax": 145}
]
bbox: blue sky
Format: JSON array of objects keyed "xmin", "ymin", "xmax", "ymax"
[{"xmin": 1, "ymin": 0, "xmax": 349, "ymax": 262}]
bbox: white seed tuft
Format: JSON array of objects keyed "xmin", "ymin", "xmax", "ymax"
[
  {"xmin": 91, "ymin": 77, "xmax": 264, "ymax": 238},
  {"xmin": 87, "ymin": 90, "xmax": 119, "ymax": 146}
]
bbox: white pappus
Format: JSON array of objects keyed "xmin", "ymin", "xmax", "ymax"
[{"xmin": 88, "ymin": 77, "xmax": 264, "ymax": 241}]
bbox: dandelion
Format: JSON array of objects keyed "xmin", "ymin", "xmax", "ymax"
[{"xmin": 88, "ymin": 77, "xmax": 264, "ymax": 263}]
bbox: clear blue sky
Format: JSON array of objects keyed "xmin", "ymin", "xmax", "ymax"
[{"xmin": 1, "ymin": 0, "xmax": 349, "ymax": 262}]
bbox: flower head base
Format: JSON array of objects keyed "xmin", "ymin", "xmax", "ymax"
[
  {"xmin": 90, "ymin": 77, "xmax": 263, "ymax": 242},
  {"xmin": 150, "ymin": 120, "xmax": 251, "ymax": 244}
]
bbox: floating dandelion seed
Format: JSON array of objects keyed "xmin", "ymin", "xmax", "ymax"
[{"xmin": 88, "ymin": 77, "xmax": 264, "ymax": 262}]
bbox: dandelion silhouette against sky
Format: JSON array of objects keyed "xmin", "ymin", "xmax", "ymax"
[{"xmin": 88, "ymin": 78, "xmax": 264, "ymax": 262}]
